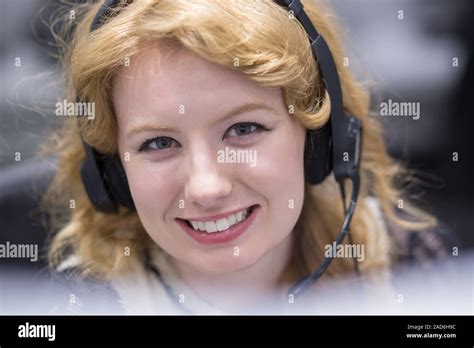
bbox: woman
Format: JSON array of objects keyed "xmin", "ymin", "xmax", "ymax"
[{"xmin": 41, "ymin": 0, "xmax": 452, "ymax": 314}]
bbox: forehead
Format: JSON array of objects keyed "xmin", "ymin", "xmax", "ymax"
[{"xmin": 112, "ymin": 42, "xmax": 281, "ymax": 122}]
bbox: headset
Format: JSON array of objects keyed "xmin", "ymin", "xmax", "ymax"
[{"xmin": 78, "ymin": 0, "xmax": 363, "ymax": 299}]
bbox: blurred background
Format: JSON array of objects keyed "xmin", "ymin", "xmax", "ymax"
[{"xmin": 0, "ymin": 0, "xmax": 473, "ymax": 273}]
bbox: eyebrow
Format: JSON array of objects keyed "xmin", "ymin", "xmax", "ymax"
[{"xmin": 127, "ymin": 101, "xmax": 278, "ymax": 140}]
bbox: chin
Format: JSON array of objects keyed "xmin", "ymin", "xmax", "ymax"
[{"xmin": 191, "ymin": 249, "xmax": 262, "ymax": 275}]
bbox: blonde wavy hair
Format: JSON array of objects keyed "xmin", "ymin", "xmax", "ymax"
[{"xmin": 41, "ymin": 0, "xmax": 436, "ymax": 283}]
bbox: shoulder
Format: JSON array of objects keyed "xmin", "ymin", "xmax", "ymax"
[
  {"xmin": 386, "ymin": 220, "xmax": 457, "ymax": 266},
  {"xmin": 47, "ymin": 255, "xmax": 124, "ymax": 314},
  {"xmin": 363, "ymin": 196, "xmax": 457, "ymax": 267}
]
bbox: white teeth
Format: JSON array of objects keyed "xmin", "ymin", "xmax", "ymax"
[
  {"xmin": 236, "ymin": 211, "xmax": 243, "ymax": 222},
  {"xmin": 216, "ymin": 218, "xmax": 229, "ymax": 232},
  {"xmin": 187, "ymin": 207, "xmax": 253, "ymax": 233},
  {"xmin": 204, "ymin": 221, "xmax": 217, "ymax": 233},
  {"xmin": 227, "ymin": 214, "xmax": 236, "ymax": 225}
]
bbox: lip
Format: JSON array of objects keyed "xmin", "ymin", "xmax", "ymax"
[
  {"xmin": 175, "ymin": 205, "xmax": 260, "ymax": 245},
  {"xmin": 181, "ymin": 206, "xmax": 252, "ymax": 222}
]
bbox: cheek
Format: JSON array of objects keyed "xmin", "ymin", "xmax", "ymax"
[
  {"xmin": 235, "ymin": 123, "xmax": 306, "ymax": 239},
  {"xmin": 125, "ymin": 161, "xmax": 177, "ymax": 222},
  {"xmin": 245, "ymin": 124, "xmax": 306, "ymax": 208}
]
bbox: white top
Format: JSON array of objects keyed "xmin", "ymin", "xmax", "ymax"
[{"xmin": 110, "ymin": 246, "xmax": 226, "ymax": 315}]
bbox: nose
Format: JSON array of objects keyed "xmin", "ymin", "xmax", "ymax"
[{"xmin": 184, "ymin": 147, "xmax": 232, "ymax": 209}]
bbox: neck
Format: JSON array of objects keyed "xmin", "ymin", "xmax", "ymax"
[{"xmin": 171, "ymin": 232, "xmax": 296, "ymax": 313}]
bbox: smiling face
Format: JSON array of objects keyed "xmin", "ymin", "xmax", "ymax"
[{"xmin": 113, "ymin": 42, "xmax": 307, "ymax": 276}]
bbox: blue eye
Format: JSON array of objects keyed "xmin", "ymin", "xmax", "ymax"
[
  {"xmin": 226, "ymin": 122, "xmax": 268, "ymax": 138},
  {"xmin": 139, "ymin": 136, "xmax": 179, "ymax": 152},
  {"xmin": 138, "ymin": 122, "xmax": 269, "ymax": 153}
]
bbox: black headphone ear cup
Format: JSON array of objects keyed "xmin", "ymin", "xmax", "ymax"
[
  {"xmin": 331, "ymin": 115, "xmax": 362, "ymax": 181},
  {"xmin": 80, "ymin": 142, "xmax": 119, "ymax": 213},
  {"xmin": 304, "ymin": 122, "xmax": 333, "ymax": 185},
  {"xmin": 103, "ymin": 155, "xmax": 135, "ymax": 211}
]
